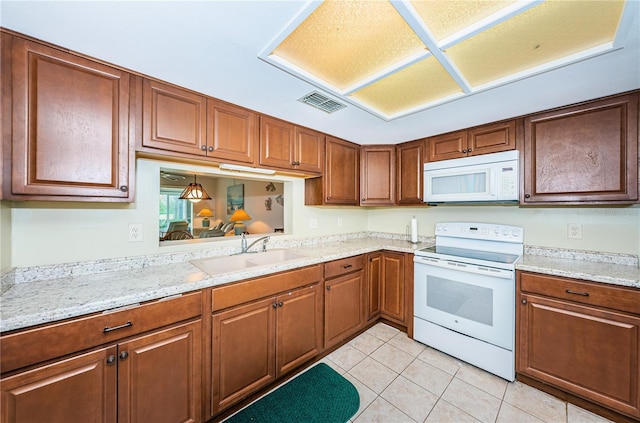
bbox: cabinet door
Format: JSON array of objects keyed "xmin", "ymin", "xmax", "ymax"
[
  {"xmin": 396, "ymin": 139, "xmax": 424, "ymax": 205},
  {"xmin": 118, "ymin": 321, "xmax": 202, "ymax": 423},
  {"xmin": 1, "ymin": 346, "xmax": 117, "ymax": 423},
  {"xmin": 361, "ymin": 146, "xmax": 396, "ymax": 206},
  {"xmin": 367, "ymin": 253, "xmax": 382, "ymax": 321},
  {"xmin": 142, "ymin": 79, "xmax": 207, "ymax": 156},
  {"xmin": 381, "ymin": 252, "xmax": 405, "ymax": 324},
  {"xmin": 426, "ymin": 130, "xmax": 467, "ymax": 162},
  {"xmin": 324, "ymin": 271, "xmax": 365, "ymax": 349},
  {"xmin": 523, "ymin": 93, "xmax": 638, "ymax": 203},
  {"xmin": 518, "ymin": 294, "xmax": 640, "ymax": 419},
  {"xmin": 259, "ymin": 115, "xmax": 295, "ymax": 170},
  {"xmin": 276, "ymin": 284, "xmax": 323, "ymax": 377},
  {"xmin": 467, "ymin": 120, "xmax": 516, "ymax": 156},
  {"xmin": 324, "ymin": 136, "xmax": 360, "ymax": 205},
  {"xmin": 207, "ymin": 99, "xmax": 258, "ymax": 165},
  {"xmin": 9, "ymin": 37, "xmax": 133, "ymax": 200},
  {"xmin": 211, "ymin": 297, "xmax": 275, "ymax": 414},
  {"xmin": 294, "ymin": 126, "xmax": 324, "ymax": 174}
]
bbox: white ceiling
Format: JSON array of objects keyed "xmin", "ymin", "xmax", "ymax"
[{"xmin": 2, "ymin": 0, "xmax": 639, "ymax": 145}]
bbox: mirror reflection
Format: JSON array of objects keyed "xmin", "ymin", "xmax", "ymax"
[{"xmin": 159, "ymin": 169, "xmax": 284, "ymax": 242}]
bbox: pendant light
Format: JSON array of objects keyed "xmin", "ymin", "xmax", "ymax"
[{"xmin": 179, "ymin": 175, "xmax": 211, "ymax": 203}]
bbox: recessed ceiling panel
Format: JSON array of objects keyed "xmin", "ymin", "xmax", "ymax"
[
  {"xmin": 350, "ymin": 56, "xmax": 462, "ymax": 116},
  {"xmin": 410, "ymin": 0, "xmax": 516, "ymax": 41},
  {"xmin": 272, "ymin": 1, "xmax": 427, "ymax": 89},
  {"xmin": 446, "ymin": 0, "xmax": 625, "ymax": 87}
]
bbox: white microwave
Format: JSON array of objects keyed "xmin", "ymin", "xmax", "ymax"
[{"xmin": 424, "ymin": 150, "xmax": 519, "ymax": 203}]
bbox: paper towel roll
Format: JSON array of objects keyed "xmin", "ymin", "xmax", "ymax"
[{"xmin": 410, "ymin": 217, "xmax": 418, "ymax": 243}]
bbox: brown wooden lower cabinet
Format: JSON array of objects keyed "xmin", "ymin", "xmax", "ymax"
[
  {"xmin": 517, "ymin": 271, "xmax": 640, "ymax": 420},
  {"xmin": 0, "ymin": 320, "xmax": 202, "ymax": 423},
  {"xmin": 210, "ymin": 283, "xmax": 322, "ymax": 416},
  {"xmin": 324, "ymin": 267, "xmax": 365, "ymax": 349},
  {"xmin": 367, "ymin": 251, "xmax": 408, "ymax": 326}
]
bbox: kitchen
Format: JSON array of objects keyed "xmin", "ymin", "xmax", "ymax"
[{"xmin": 1, "ymin": 1, "xmax": 640, "ymax": 423}]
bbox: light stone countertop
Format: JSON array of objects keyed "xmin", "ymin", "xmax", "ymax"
[
  {"xmin": 0, "ymin": 236, "xmax": 427, "ymax": 333},
  {"xmin": 1, "ymin": 235, "xmax": 638, "ymax": 333},
  {"xmin": 515, "ymin": 254, "xmax": 640, "ymax": 289}
]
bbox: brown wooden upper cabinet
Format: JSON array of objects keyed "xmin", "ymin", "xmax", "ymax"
[
  {"xmin": 305, "ymin": 136, "xmax": 360, "ymax": 205},
  {"xmin": 142, "ymin": 79, "xmax": 258, "ymax": 165},
  {"xmin": 207, "ymin": 98, "xmax": 258, "ymax": 165},
  {"xmin": 427, "ymin": 120, "xmax": 516, "ymax": 162},
  {"xmin": 259, "ymin": 116, "xmax": 323, "ymax": 174},
  {"xmin": 360, "ymin": 145, "xmax": 396, "ymax": 206},
  {"xmin": 142, "ymin": 79, "xmax": 207, "ymax": 156},
  {"xmin": 396, "ymin": 139, "xmax": 425, "ymax": 205},
  {"xmin": 522, "ymin": 93, "xmax": 638, "ymax": 204},
  {"xmin": 4, "ymin": 34, "xmax": 135, "ymax": 202}
]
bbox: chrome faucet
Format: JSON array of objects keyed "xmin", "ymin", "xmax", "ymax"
[{"xmin": 239, "ymin": 233, "xmax": 270, "ymax": 254}]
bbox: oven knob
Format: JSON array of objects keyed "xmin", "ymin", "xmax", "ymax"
[{"xmin": 502, "ymin": 229, "xmax": 509, "ymax": 236}]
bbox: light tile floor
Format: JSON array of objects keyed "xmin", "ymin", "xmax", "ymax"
[{"xmin": 319, "ymin": 323, "xmax": 614, "ymax": 423}]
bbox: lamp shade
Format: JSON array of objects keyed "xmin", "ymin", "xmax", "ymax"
[
  {"xmin": 179, "ymin": 175, "xmax": 211, "ymax": 203},
  {"xmin": 197, "ymin": 208, "xmax": 213, "ymax": 217},
  {"xmin": 229, "ymin": 209, "xmax": 251, "ymax": 222}
]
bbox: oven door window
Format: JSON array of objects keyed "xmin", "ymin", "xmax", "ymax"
[
  {"xmin": 414, "ymin": 263, "xmax": 514, "ymax": 350},
  {"xmin": 427, "ymin": 277, "xmax": 493, "ymax": 326}
]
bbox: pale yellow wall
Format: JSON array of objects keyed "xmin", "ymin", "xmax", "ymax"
[
  {"xmin": 367, "ymin": 205, "xmax": 640, "ymax": 257},
  {"xmin": 0, "ymin": 201, "xmax": 11, "ymax": 271},
  {"xmin": 5, "ymin": 158, "xmax": 640, "ymax": 268}
]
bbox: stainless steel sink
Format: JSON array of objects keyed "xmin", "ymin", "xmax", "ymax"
[{"xmin": 190, "ymin": 249, "xmax": 307, "ymax": 276}]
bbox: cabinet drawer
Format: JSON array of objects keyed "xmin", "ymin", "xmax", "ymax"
[
  {"xmin": 519, "ymin": 272, "xmax": 640, "ymax": 315},
  {"xmin": 1, "ymin": 291, "xmax": 202, "ymax": 374},
  {"xmin": 212, "ymin": 265, "xmax": 322, "ymax": 312},
  {"xmin": 324, "ymin": 255, "xmax": 365, "ymax": 279}
]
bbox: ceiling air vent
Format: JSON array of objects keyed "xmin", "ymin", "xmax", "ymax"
[{"xmin": 298, "ymin": 91, "xmax": 346, "ymax": 114}]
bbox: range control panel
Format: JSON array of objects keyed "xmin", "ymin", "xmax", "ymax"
[{"xmin": 435, "ymin": 222, "xmax": 524, "ymax": 243}]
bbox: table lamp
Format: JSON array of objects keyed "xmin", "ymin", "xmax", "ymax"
[
  {"xmin": 197, "ymin": 208, "xmax": 214, "ymax": 227},
  {"xmin": 230, "ymin": 209, "xmax": 251, "ymax": 235}
]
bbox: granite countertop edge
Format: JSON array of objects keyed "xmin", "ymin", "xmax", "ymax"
[{"xmin": 1, "ymin": 236, "xmax": 638, "ymax": 333}]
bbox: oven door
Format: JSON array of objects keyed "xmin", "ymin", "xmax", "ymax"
[{"xmin": 414, "ymin": 256, "xmax": 514, "ymax": 350}]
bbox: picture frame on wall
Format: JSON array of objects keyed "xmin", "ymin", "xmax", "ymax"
[{"xmin": 227, "ymin": 184, "xmax": 244, "ymax": 214}]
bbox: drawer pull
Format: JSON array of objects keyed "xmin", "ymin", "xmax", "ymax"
[
  {"xmin": 566, "ymin": 289, "xmax": 589, "ymax": 297},
  {"xmin": 343, "ymin": 264, "xmax": 353, "ymax": 269},
  {"xmin": 103, "ymin": 321, "xmax": 133, "ymax": 333},
  {"xmin": 106, "ymin": 355, "xmax": 116, "ymax": 365}
]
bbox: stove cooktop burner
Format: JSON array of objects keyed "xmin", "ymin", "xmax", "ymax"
[{"xmin": 417, "ymin": 245, "xmax": 521, "ymax": 265}]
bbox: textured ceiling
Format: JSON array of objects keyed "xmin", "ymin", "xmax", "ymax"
[{"xmin": 263, "ymin": 0, "xmax": 628, "ymax": 120}]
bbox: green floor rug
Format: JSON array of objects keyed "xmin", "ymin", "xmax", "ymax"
[{"xmin": 226, "ymin": 363, "xmax": 360, "ymax": 423}]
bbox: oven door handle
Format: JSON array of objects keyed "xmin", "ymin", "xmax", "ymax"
[{"xmin": 415, "ymin": 256, "xmax": 513, "ymax": 279}]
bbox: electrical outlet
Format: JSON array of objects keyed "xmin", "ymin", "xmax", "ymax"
[
  {"xmin": 128, "ymin": 223, "xmax": 143, "ymax": 242},
  {"xmin": 567, "ymin": 223, "xmax": 582, "ymax": 239},
  {"xmin": 308, "ymin": 218, "xmax": 318, "ymax": 229},
  {"xmin": 337, "ymin": 218, "xmax": 343, "ymax": 227}
]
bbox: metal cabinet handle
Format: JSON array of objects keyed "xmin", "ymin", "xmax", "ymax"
[
  {"xmin": 119, "ymin": 351, "xmax": 129, "ymax": 360},
  {"xmin": 566, "ymin": 289, "xmax": 589, "ymax": 297},
  {"xmin": 103, "ymin": 321, "xmax": 132, "ymax": 333},
  {"xmin": 467, "ymin": 148, "xmax": 472, "ymax": 152},
  {"xmin": 106, "ymin": 355, "xmax": 116, "ymax": 365},
  {"xmin": 119, "ymin": 185, "xmax": 128, "ymax": 192},
  {"xmin": 462, "ymin": 149, "xmax": 467, "ymax": 153},
  {"xmin": 201, "ymin": 145, "xmax": 207, "ymax": 151},
  {"xmin": 524, "ymin": 194, "xmax": 531, "ymax": 199},
  {"xmin": 343, "ymin": 264, "xmax": 353, "ymax": 269},
  {"xmin": 208, "ymin": 146, "xmax": 214, "ymax": 152},
  {"xmin": 278, "ymin": 301, "xmax": 283, "ymax": 307},
  {"xmin": 521, "ymin": 299, "xmax": 527, "ymax": 305},
  {"xmin": 272, "ymin": 303, "xmax": 278, "ymax": 308},
  {"xmin": 326, "ymin": 286, "xmax": 331, "ymax": 291}
]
